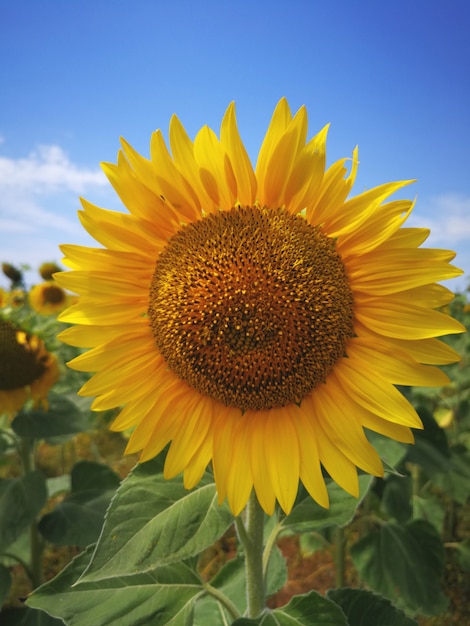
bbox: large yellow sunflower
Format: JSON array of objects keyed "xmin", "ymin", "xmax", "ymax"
[
  {"xmin": 56, "ymin": 99, "xmax": 465, "ymax": 515},
  {"xmin": 0, "ymin": 319, "xmax": 60, "ymax": 416}
]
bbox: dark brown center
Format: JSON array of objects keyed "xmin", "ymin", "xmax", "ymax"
[
  {"xmin": 0, "ymin": 320, "xmax": 46, "ymax": 390},
  {"xmin": 148, "ymin": 206, "xmax": 354, "ymax": 411}
]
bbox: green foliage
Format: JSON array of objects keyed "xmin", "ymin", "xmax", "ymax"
[
  {"xmin": 231, "ymin": 591, "xmax": 348, "ymax": 625},
  {"xmin": 454, "ymin": 538, "xmax": 470, "ymax": 571},
  {"xmin": 0, "ymin": 606, "xmax": 64, "ymax": 625},
  {"xmin": 24, "ymin": 473, "xmax": 375, "ymax": 625},
  {"xmin": 280, "ymin": 476, "xmax": 373, "ymax": 534},
  {"xmin": 27, "ymin": 547, "xmax": 204, "ymax": 626},
  {"xmin": 78, "ymin": 460, "xmax": 235, "ymax": 582},
  {"xmin": 11, "ymin": 393, "xmax": 92, "ymax": 443},
  {"xmin": 405, "ymin": 408, "xmax": 451, "ymax": 476},
  {"xmin": 38, "ymin": 461, "xmax": 121, "ymax": 547},
  {"xmin": 0, "ymin": 563, "xmax": 11, "ymax": 606},
  {"xmin": 326, "ymin": 588, "xmax": 417, "ymax": 626},
  {"xmin": 350, "ymin": 520, "xmax": 448, "ymax": 615},
  {"xmin": 0, "ymin": 472, "xmax": 47, "ymax": 554}
]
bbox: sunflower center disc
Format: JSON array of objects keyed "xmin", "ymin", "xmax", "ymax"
[
  {"xmin": 42, "ymin": 285, "xmax": 66, "ymax": 304},
  {"xmin": 0, "ymin": 320, "xmax": 46, "ymax": 390},
  {"xmin": 149, "ymin": 206, "xmax": 355, "ymax": 411}
]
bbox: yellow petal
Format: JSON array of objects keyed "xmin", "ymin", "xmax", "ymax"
[
  {"xmin": 220, "ymin": 102, "xmax": 257, "ymax": 206},
  {"xmin": 248, "ymin": 411, "xmax": 277, "ymax": 515},
  {"xmin": 164, "ymin": 394, "xmax": 212, "ymax": 477},
  {"xmin": 355, "ymin": 298, "xmax": 466, "ymax": 339},
  {"xmin": 255, "ymin": 98, "xmax": 293, "ymax": 196},
  {"xmin": 295, "ymin": 407, "xmax": 329, "ymax": 508},
  {"xmin": 169, "ymin": 115, "xmax": 215, "ymax": 211},
  {"xmin": 225, "ymin": 417, "xmax": 253, "ymax": 516},
  {"xmin": 194, "ymin": 126, "xmax": 236, "ymax": 209},
  {"xmin": 347, "ymin": 337, "xmax": 450, "ymax": 387},
  {"xmin": 333, "ymin": 359, "xmax": 422, "ymax": 428},
  {"xmin": 263, "ymin": 407, "xmax": 300, "ymax": 514}
]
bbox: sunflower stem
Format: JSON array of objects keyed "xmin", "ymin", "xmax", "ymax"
[
  {"xmin": 239, "ymin": 491, "xmax": 266, "ymax": 618},
  {"xmin": 19, "ymin": 437, "xmax": 44, "ymax": 588},
  {"xmin": 334, "ymin": 526, "xmax": 346, "ymax": 588}
]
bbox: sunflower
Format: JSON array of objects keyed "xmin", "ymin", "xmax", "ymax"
[
  {"xmin": 29, "ymin": 281, "xmax": 69, "ymax": 315},
  {"xmin": 56, "ymin": 99, "xmax": 465, "ymax": 515},
  {"xmin": 0, "ymin": 318, "xmax": 60, "ymax": 416},
  {"xmin": 39, "ymin": 262, "xmax": 63, "ymax": 281}
]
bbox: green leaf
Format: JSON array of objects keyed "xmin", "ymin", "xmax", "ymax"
[
  {"xmin": 327, "ymin": 587, "xmax": 417, "ymax": 625},
  {"xmin": 350, "ymin": 519, "xmax": 447, "ymax": 615},
  {"xmin": 281, "ymin": 475, "xmax": 373, "ymax": 534},
  {"xmin": 231, "ymin": 590, "xmax": 348, "ymax": 625},
  {"xmin": 0, "ymin": 471, "xmax": 47, "ymax": 553},
  {"xmin": 38, "ymin": 461, "xmax": 121, "ymax": 547},
  {"xmin": 299, "ymin": 532, "xmax": 329, "ymax": 556},
  {"xmin": 266, "ymin": 544, "xmax": 289, "ymax": 597},
  {"xmin": 0, "ymin": 562, "xmax": 12, "ymax": 606},
  {"xmin": 26, "ymin": 547, "xmax": 204, "ymax": 626},
  {"xmin": 194, "ymin": 548, "xmax": 287, "ymax": 624},
  {"xmin": 11, "ymin": 393, "xmax": 91, "ymax": 440},
  {"xmin": 0, "ymin": 606, "xmax": 65, "ymax": 625},
  {"xmin": 412, "ymin": 495, "xmax": 445, "ymax": 534},
  {"xmin": 1, "ymin": 529, "xmax": 30, "ymax": 569},
  {"xmin": 432, "ymin": 445, "xmax": 470, "ymax": 504},
  {"xmin": 194, "ymin": 558, "xmax": 246, "ymax": 625},
  {"xmin": 380, "ymin": 475, "xmax": 412, "ymax": 523},
  {"xmin": 46, "ymin": 474, "xmax": 71, "ymax": 498},
  {"xmin": 71, "ymin": 460, "xmax": 122, "ymax": 492},
  {"xmin": 366, "ymin": 431, "xmax": 409, "ymax": 471},
  {"xmin": 78, "ymin": 459, "xmax": 235, "ymax": 582},
  {"xmin": 404, "ymin": 409, "xmax": 451, "ymax": 477}
]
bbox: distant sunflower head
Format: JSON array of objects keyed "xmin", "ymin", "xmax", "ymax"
[
  {"xmin": 0, "ymin": 318, "xmax": 60, "ymax": 416},
  {"xmin": 29, "ymin": 281, "xmax": 69, "ymax": 315},
  {"xmin": 7, "ymin": 289, "xmax": 26, "ymax": 308},
  {"xmin": 57, "ymin": 98, "xmax": 465, "ymax": 515},
  {"xmin": 39, "ymin": 262, "xmax": 63, "ymax": 281},
  {"xmin": 2, "ymin": 263, "xmax": 23, "ymax": 287}
]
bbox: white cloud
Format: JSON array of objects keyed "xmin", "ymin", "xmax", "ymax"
[
  {"xmin": 411, "ymin": 193, "xmax": 470, "ymax": 245},
  {"xmin": 0, "ymin": 190, "xmax": 82, "ymax": 234},
  {"xmin": 0, "ymin": 143, "xmax": 120, "ymax": 287},
  {"xmin": 408, "ymin": 193, "xmax": 470, "ymax": 290},
  {"xmin": 0, "ymin": 142, "xmax": 120, "ymax": 236},
  {"xmin": 0, "ymin": 144, "xmax": 107, "ymax": 194}
]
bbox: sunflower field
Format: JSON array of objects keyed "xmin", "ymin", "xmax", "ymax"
[{"xmin": 1, "ymin": 100, "xmax": 469, "ymax": 626}]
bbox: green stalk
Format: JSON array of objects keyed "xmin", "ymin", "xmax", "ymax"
[
  {"xmin": 334, "ymin": 526, "xmax": 346, "ymax": 588},
  {"xmin": 203, "ymin": 583, "xmax": 241, "ymax": 620},
  {"xmin": 237, "ymin": 491, "xmax": 266, "ymax": 618},
  {"xmin": 19, "ymin": 437, "xmax": 44, "ymax": 588}
]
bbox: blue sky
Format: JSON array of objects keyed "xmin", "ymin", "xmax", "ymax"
[{"xmin": 1, "ymin": 0, "xmax": 469, "ymax": 291}]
